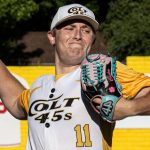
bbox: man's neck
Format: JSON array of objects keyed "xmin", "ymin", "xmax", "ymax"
[{"xmin": 55, "ymin": 62, "xmax": 80, "ymax": 75}]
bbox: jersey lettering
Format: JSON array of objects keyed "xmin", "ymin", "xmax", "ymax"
[{"xmin": 29, "ymin": 97, "xmax": 79, "ymax": 124}]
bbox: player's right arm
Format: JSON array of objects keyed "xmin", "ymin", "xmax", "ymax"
[{"xmin": 0, "ymin": 60, "xmax": 27, "ymax": 120}]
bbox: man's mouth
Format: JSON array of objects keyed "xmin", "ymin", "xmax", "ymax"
[{"xmin": 69, "ymin": 43, "xmax": 83, "ymax": 48}]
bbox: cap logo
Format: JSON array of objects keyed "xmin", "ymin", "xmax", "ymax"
[{"xmin": 68, "ymin": 6, "xmax": 87, "ymax": 15}]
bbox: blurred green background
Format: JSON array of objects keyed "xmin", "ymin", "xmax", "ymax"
[{"xmin": 0, "ymin": 0, "xmax": 149, "ymax": 65}]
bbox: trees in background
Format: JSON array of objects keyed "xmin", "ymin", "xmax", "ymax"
[
  {"xmin": 102, "ymin": 0, "xmax": 150, "ymax": 61},
  {"xmin": 0, "ymin": 0, "xmax": 149, "ymax": 64},
  {"xmin": 0, "ymin": 0, "xmax": 38, "ymax": 64}
]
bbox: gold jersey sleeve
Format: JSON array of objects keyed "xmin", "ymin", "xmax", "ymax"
[
  {"xmin": 116, "ymin": 61, "xmax": 150, "ymax": 99},
  {"xmin": 19, "ymin": 89, "xmax": 30, "ymax": 113},
  {"xmin": 19, "ymin": 74, "xmax": 65, "ymax": 114}
]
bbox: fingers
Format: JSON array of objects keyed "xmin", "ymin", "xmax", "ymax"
[
  {"xmin": 91, "ymin": 97, "xmax": 102, "ymax": 112},
  {"xmin": 92, "ymin": 97, "xmax": 101, "ymax": 104}
]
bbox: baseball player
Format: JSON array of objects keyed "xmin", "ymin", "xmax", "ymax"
[{"xmin": 0, "ymin": 3, "xmax": 150, "ymax": 150}]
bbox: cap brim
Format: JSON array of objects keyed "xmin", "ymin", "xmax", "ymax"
[{"xmin": 52, "ymin": 15, "xmax": 99, "ymax": 31}]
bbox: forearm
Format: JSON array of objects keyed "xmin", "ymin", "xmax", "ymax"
[
  {"xmin": 113, "ymin": 90, "xmax": 150, "ymax": 120},
  {"xmin": 132, "ymin": 91, "xmax": 150, "ymax": 115},
  {"xmin": 0, "ymin": 60, "xmax": 27, "ymax": 119}
]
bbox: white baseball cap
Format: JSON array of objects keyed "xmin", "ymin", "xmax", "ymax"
[{"xmin": 50, "ymin": 4, "xmax": 99, "ymax": 31}]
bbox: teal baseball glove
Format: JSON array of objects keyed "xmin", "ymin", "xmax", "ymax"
[{"xmin": 81, "ymin": 53, "xmax": 122, "ymax": 122}]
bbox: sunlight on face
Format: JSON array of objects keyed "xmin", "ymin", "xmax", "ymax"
[{"xmin": 54, "ymin": 20, "xmax": 95, "ymax": 66}]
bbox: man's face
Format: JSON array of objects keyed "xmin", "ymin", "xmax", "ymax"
[{"xmin": 52, "ymin": 20, "xmax": 95, "ymax": 66}]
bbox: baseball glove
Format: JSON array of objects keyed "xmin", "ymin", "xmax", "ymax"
[{"xmin": 81, "ymin": 53, "xmax": 122, "ymax": 122}]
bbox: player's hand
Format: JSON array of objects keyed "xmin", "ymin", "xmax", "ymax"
[{"xmin": 81, "ymin": 53, "xmax": 122, "ymax": 122}]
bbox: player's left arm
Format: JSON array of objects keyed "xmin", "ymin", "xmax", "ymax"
[
  {"xmin": 112, "ymin": 61, "xmax": 150, "ymax": 120},
  {"xmin": 113, "ymin": 86, "xmax": 150, "ymax": 120},
  {"xmin": 91, "ymin": 60, "xmax": 150, "ymax": 121}
]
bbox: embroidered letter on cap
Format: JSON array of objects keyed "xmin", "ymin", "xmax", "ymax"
[{"xmin": 68, "ymin": 7, "xmax": 87, "ymax": 15}]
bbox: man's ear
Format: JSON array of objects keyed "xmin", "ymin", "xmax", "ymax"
[{"xmin": 47, "ymin": 31, "xmax": 55, "ymax": 46}]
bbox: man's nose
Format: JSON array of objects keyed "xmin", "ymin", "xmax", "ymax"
[{"xmin": 73, "ymin": 29, "xmax": 82, "ymax": 40}]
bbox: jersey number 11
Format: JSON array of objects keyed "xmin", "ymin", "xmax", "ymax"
[{"xmin": 74, "ymin": 124, "xmax": 92, "ymax": 147}]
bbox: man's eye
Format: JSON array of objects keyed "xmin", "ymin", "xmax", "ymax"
[
  {"xmin": 64, "ymin": 27, "xmax": 74, "ymax": 30},
  {"xmin": 82, "ymin": 29, "xmax": 90, "ymax": 33}
]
